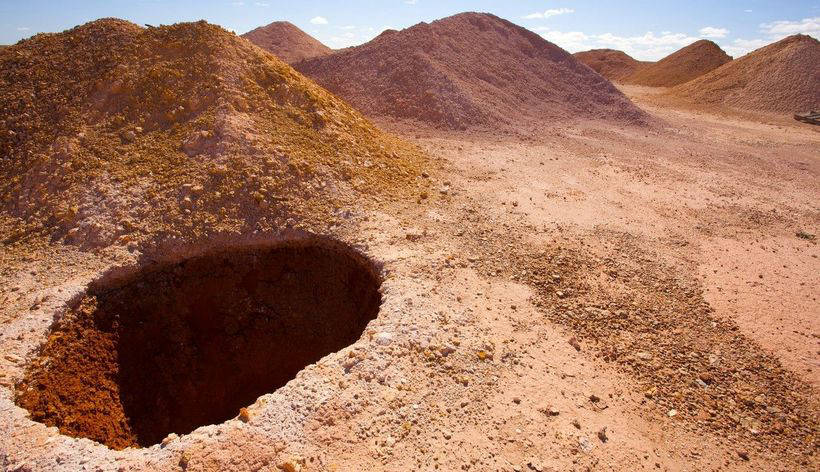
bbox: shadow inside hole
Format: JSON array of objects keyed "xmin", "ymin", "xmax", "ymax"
[{"xmin": 16, "ymin": 239, "xmax": 381, "ymax": 449}]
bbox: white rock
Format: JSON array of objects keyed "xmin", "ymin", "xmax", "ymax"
[{"xmin": 374, "ymin": 332, "xmax": 393, "ymax": 346}]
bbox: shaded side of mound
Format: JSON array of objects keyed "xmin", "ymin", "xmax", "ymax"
[
  {"xmin": 625, "ymin": 40, "xmax": 731, "ymax": 87},
  {"xmin": 241, "ymin": 21, "xmax": 331, "ymax": 63},
  {"xmin": 0, "ymin": 19, "xmax": 426, "ymax": 249},
  {"xmin": 296, "ymin": 12, "xmax": 649, "ymax": 130},
  {"xmin": 671, "ymin": 34, "xmax": 820, "ymax": 113},
  {"xmin": 573, "ymin": 49, "xmax": 648, "ymax": 81}
]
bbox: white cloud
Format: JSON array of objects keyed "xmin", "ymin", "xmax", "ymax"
[
  {"xmin": 322, "ymin": 26, "xmax": 379, "ymax": 48},
  {"xmin": 724, "ymin": 16, "xmax": 820, "ymax": 58},
  {"xmin": 535, "ymin": 27, "xmax": 702, "ymax": 60},
  {"xmin": 722, "ymin": 38, "xmax": 769, "ymax": 57},
  {"xmin": 310, "ymin": 16, "xmax": 328, "ymax": 25},
  {"xmin": 405, "ymin": 0, "xmax": 418, "ymax": 4},
  {"xmin": 17, "ymin": 27, "xmax": 30, "ymax": 31},
  {"xmin": 523, "ymin": 8, "xmax": 574, "ymax": 20},
  {"xmin": 699, "ymin": 26, "xmax": 729, "ymax": 38},
  {"xmin": 254, "ymin": 2, "xmax": 269, "ymax": 6},
  {"xmin": 744, "ymin": 10, "xmax": 753, "ymax": 13},
  {"xmin": 760, "ymin": 17, "xmax": 820, "ymax": 39},
  {"xmin": 230, "ymin": 1, "xmax": 244, "ymax": 5}
]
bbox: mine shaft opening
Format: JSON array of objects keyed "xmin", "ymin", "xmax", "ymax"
[{"xmin": 16, "ymin": 239, "xmax": 382, "ymax": 449}]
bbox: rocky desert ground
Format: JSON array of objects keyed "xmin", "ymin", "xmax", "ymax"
[{"xmin": 0, "ymin": 11, "xmax": 818, "ymax": 472}]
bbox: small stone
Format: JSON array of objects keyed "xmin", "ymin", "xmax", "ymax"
[
  {"xmin": 547, "ymin": 408, "xmax": 560, "ymax": 416},
  {"xmin": 512, "ymin": 397, "xmax": 521, "ymax": 404},
  {"xmin": 578, "ymin": 436, "xmax": 593, "ymax": 452},
  {"xmin": 374, "ymin": 332, "xmax": 393, "ymax": 346},
  {"xmin": 667, "ymin": 409, "xmax": 678, "ymax": 418},
  {"xmin": 278, "ymin": 459, "xmax": 302, "ymax": 472},
  {"xmin": 588, "ymin": 394, "xmax": 600, "ymax": 403},
  {"xmin": 572, "ymin": 419, "xmax": 581, "ymax": 429},
  {"xmin": 737, "ymin": 451, "xmax": 749, "ymax": 461},
  {"xmin": 526, "ymin": 458, "xmax": 543, "ymax": 471},
  {"xmin": 4, "ymin": 354, "xmax": 23, "ymax": 364},
  {"xmin": 161, "ymin": 433, "xmax": 179, "ymax": 447},
  {"xmin": 120, "ymin": 129, "xmax": 136, "ymax": 143},
  {"xmin": 636, "ymin": 352, "xmax": 653, "ymax": 361},
  {"xmin": 179, "ymin": 452, "xmax": 190, "ymax": 470},
  {"xmin": 597, "ymin": 427, "xmax": 608, "ymax": 443},
  {"xmin": 568, "ymin": 337, "xmax": 581, "ymax": 351},
  {"xmin": 238, "ymin": 407, "xmax": 250, "ymax": 423}
]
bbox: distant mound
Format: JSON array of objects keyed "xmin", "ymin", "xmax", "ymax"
[
  {"xmin": 671, "ymin": 34, "xmax": 820, "ymax": 113},
  {"xmin": 625, "ymin": 40, "xmax": 731, "ymax": 87},
  {"xmin": 573, "ymin": 49, "xmax": 647, "ymax": 81},
  {"xmin": 241, "ymin": 21, "xmax": 331, "ymax": 64},
  {"xmin": 296, "ymin": 12, "xmax": 649, "ymax": 130},
  {"xmin": 0, "ymin": 19, "xmax": 425, "ymax": 249}
]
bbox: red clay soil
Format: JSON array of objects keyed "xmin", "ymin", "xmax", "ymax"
[
  {"xmin": 573, "ymin": 49, "xmax": 649, "ymax": 82},
  {"xmin": 241, "ymin": 21, "xmax": 332, "ymax": 64},
  {"xmin": 15, "ymin": 241, "xmax": 382, "ymax": 449},
  {"xmin": 296, "ymin": 12, "xmax": 649, "ymax": 131},
  {"xmin": 625, "ymin": 40, "xmax": 732, "ymax": 87},
  {"xmin": 671, "ymin": 34, "xmax": 820, "ymax": 113}
]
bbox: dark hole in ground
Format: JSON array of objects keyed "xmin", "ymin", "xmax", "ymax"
[{"xmin": 16, "ymin": 239, "xmax": 381, "ymax": 449}]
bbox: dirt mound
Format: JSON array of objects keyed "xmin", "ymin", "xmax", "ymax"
[
  {"xmin": 573, "ymin": 49, "xmax": 647, "ymax": 81},
  {"xmin": 625, "ymin": 40, "xmax": 731, "ymax": 87},
  {"xmin": 671, "ymin": 34, "xmax": 820, "ymax": 113},
  {"xmin": 296, "ymin": 12, "xmax": 649, "ymax": 130},
  {"xmin": 241, "ymin": 21, "xmax": 331, "ymax": 64},
  {"xmin": 0, "ymin": 19, "xmax": 426, "ymax": 249}
]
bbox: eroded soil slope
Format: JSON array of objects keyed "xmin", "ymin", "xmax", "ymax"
[
  {"xmin": 0, "ymin": 19, "xmax": 427, "ymax": 250},
  {"xmin": 573, "ymin": 48, "xmax": 647, "ymax": 81},
  {"xmin": 242, "ymin": 21, "xmax": 332, "ymax": 63},
  {"xmin": 625, "ymin": 40, "xmax": 731, "ymax": 87},
  {"xmin": 297, "ymin": 12, "xmax": 649, "ymax": 131},
  {"xmin": 671, "ymin": 34, "xmax": 820, "ymax": 113}
]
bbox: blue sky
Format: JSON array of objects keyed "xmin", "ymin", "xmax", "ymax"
[{"xmin": 1, "ymin": 1, "xmax": 818, "ymax": 60}]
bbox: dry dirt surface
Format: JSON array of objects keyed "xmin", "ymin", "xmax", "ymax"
[
  {"xmin": 241, "ymin": 21, "xmax": 332, "ymax": 64},
  {"xmin": 296, "ymin": 12, "xmax": 649, "ymax": 131},
  {"xmin": 573, "ymin": 49, "xmax": 648, "ymax": 82},
  {"xmin": 1, "ymin": 16, "xmax": 819, "ymax": 472},
  {"xmin": 671, "ymin": 34, "xmax": 820, "ymax": 113},
  {"xmin": 623, "ymin": 40, "xmax": 731, "ymax": 87}
]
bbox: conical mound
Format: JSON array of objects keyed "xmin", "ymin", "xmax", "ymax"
[
  {"xmin": 671, "ymin": 34, "xmax": 820, "ymax": 113},
  {"xmin": 241, "ymin": 21, "xmax": 331, "ymax": 64},
  {"xmin": 625, "ymin": 40, "xmax": 731, "ymax": 87},
  {"xmin": 0, "ymin": 19, "xmax": 425, "ymax": 249},
  {"xmin": 296, "ymin": 12, "xmax": 649, "ymax": 130},
  {"xmin": 573, "ymin": 49, "xmax": 647, "ymax": 81}
]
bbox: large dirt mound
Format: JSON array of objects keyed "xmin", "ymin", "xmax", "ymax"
[
  {"xmin": 625, "ymin": 40, "xmax": 731, "ymax": 87},
  {"xmin": 573, "ymin": 49, "xmax": 648, "ymax": 81},
  {"xmin": 296, "ymin": 12, "xmax": 649, "ymax": 130},
  {"xmin": 671, "ymin": 34, "xmax": 820, "ymax": 113},
  {"xmin": 241, "ymin": 21, "xmax": 331, "ymax": 64},
  {"xmin": 0, "ymin": 19, "xmax": 426, "ymax": 249}
]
